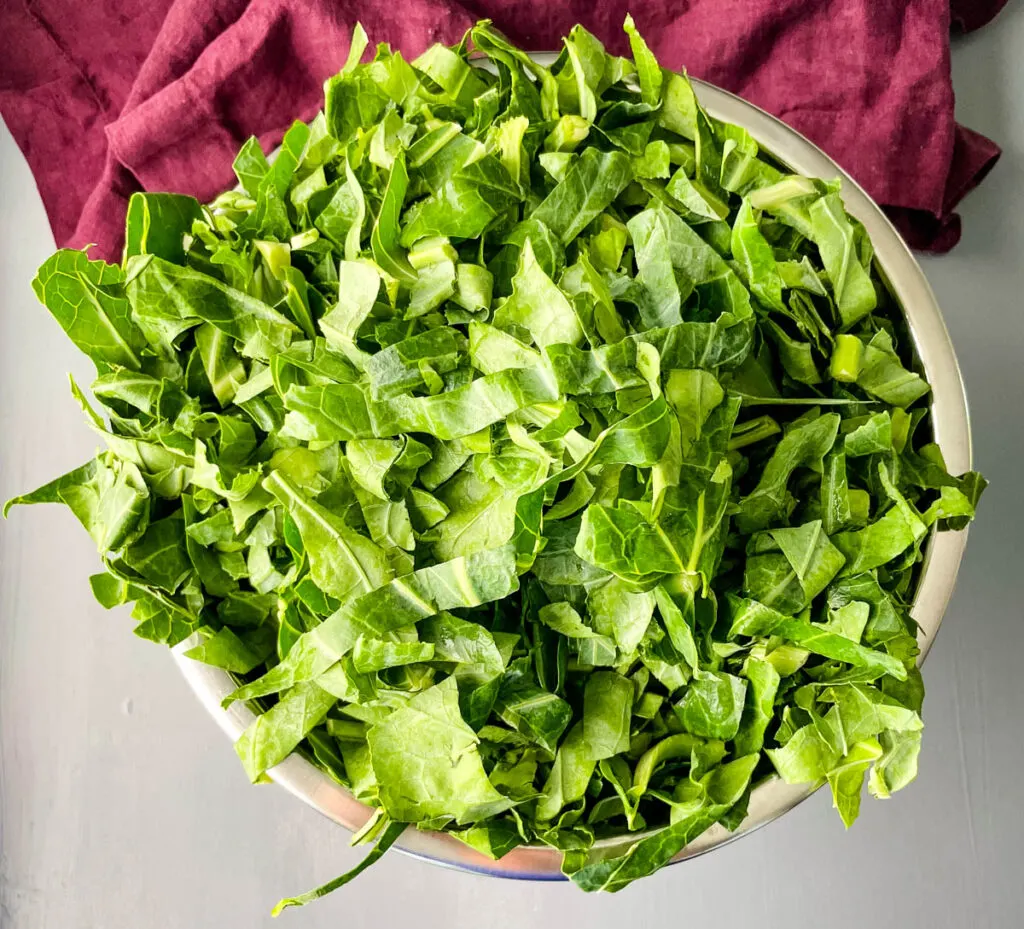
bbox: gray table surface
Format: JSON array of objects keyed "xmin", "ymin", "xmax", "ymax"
[{"xmin": 3, "ymin": 14, "xmax": 1023, "ymax": 929}]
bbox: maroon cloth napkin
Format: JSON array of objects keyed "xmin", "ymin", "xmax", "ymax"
[{"xmin": 0, "ymin": 0, "xmax": 1006, "ymax": 260}]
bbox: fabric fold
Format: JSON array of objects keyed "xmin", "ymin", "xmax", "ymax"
[{"xmin": 0, "ymin": 0, "xmax": 1009, "ymax": 258}]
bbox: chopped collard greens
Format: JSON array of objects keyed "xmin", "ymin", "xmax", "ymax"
[{"xmin": 7, "ymin": 16, "xmax": 985, "ymax": 912}]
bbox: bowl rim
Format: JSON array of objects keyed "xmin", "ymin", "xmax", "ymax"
[{"xmin": 173, "ymin": 67, "xmax": 973, "ymax": 880}]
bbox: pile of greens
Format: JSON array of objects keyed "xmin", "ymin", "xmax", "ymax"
[{"xmin": 7, "ymin": 17, "xmax": 985, "ymax": 911}]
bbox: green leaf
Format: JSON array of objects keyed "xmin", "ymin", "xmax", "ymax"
[
  {"xmin": 675, "ymin": 671, "xmax": 747, "ymax": 740},
  {"xmin": 368, "ymin": 677, "xmax": 513, "ymax": 824},
  {"xmin": 844, "ymin": 412, "xmax": 892, "ymax": 457},
  {"xmin": 820, "ymin": 449, "xmax": 852, "ymax": 535},
  {"xmin": 731, "ymin": 199, "xmax": 785, "ymax": 311},
  {"xmin": 420, "ymin": 612, "xmax": 505, "ymax": 678},
  {"xmin": 537, "ymin": 722, "xmax": 596, "ymax": 822},
  {"xmin": 538, "ymin": 602, "xmax": 605, "ymax": 639},
  {"xmin": 588, "ymin": 578, "xmax": 656, "ymax": 653},
  {"xmin": 728, "ymin": 595, "xmax": 907, "ymax": 680},
  {"xmin": 33, "ymin": 251, "xmax": 146, "ymax": 370},
  {"xmin": 184, "ymin": 625, "xmax": 273, "ymax": 673},
  {"xmin": 494, "ymin": 239, "xmax": 583, "ymax": 348},
  {"xmin": 496, "ymin": 658, "xmax": 573, "ymax": 754},
  {"xmin": 235, "ymin": 682, "xmax": 337, "ymax": 782},
  {"xmin": 5, "ymin": 454, "xmax": 149, "ymax": 553},
  {"xmin": 529, "ymin": 148, "xmax": 633, "ymax": 245},
  {"xmin": 743, "ymin": 520, "xmax": 847, "ymax": 614},
  {"xmin": 233, "ymin": 136, "xmax": 270, "ymax": 197},
  {"xmin": 575, "ymin": 501, "xmax": 684, "ymax": 583},
  {"xmin": 833, "ymin": 465, "xmax": 927, "ymax": 575},
  {"xmin": 281, "ymin": 363, "xmax": 560, "ymax": 441},
  {"xmin": 125, "ymin": 255, "xmax": 298, "ymax": 361},
  {"xmin": 263, "ymin": 470, "xmax": 393, "ymax": 603},
  {"xmin": 855, "ymin": 331, "xmax": 931, "ymax": 408},
  {"xmin": 737, "ymin": 413, "xmax": 840, "ymax": 532},
  {"xmin": 570, "ymin": 754, "xmax": 757, "ymax": 892},
  {"xmin": 124, "ymin": 193, "xmax": 204, "ymax": 266},
  {"xmin": 400, "ymin": 154, "xmax": 522, "ymax": 246},
  {"xmin": 122, "ymin": 513, "xmax": 192, "ymax": 593},
  {"xmin": 272, "ymin": 821, "xmax": 407, "ymax": 915},
  {"xmin": 868, "ymin": 729, "xmax": 922, "ymax": 800},
  {"xmin": 351, "ymin": 635, "xmax": 434, "ymax": 673},
  {"xmin": 224, "ymin": 545, "xmax": 519, "ymax": 705},
  {"xmin": 346, "ymin": 435, "xmax": 430, "ymax": 501},
  {"xmin": 767, "ymin": 722, "xmax": 840, "ymax": 783},
  {"xmin": 582, "ymin": 671, "xmax": 634, "ymax": 760},
  {"xmin": 622, "ymin": 16, "xmax": 662, "ymax": 107},
  {"xmin": 371, "ymin": 152, "xmax": 417, "ymax": 282},
  {"xmin": 734, "ymin": 658, "xmax": 781, "ymax": 755},
  {"xmin": 428, "ymin": 461, "xmax": 529, "ymax": 561},
  {"xmin": 808, "ymin": 192, "xmax": 877, "ymax": 328},
  {"xmin": 366, "ymin": 327, "xmax": 465, "ymax": 399},
  {"xmin": 828, "ymin": 739, "xmax": 884, "ymax": 828}
]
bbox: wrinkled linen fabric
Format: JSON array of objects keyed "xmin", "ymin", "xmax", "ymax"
[{"xmin": 0, "ymin": 0, "xmax": 1007, "ymax": 258}]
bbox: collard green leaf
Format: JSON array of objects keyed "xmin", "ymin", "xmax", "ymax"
[
  {"xmin": 833, "ymin": 465, "xmax": 927, "ymax": 575},
  {"xmin": 767, "ymin": 721, "xmax": 839, "ymax": 783},
  {"xmin": 366, "ymin": 327, "xmax": 465, "ymax": 399},
  {"xmin": 582, "ymin": 671, "xmax": 634, "ymax": 760},
  {"xmin": 675, "ymin": 671, "xmax": 747, "ymax": 740},
  {"xmin": 352, "ymin": 635, "xmax": 434, "ymax": 673},
  {"xmin": 588, "ymin": 578, "xmax": 655, "ymax": 653},
  {"xmin": 184, "ymin": 625, "xmax": 274, "ymax": 674},
  {"xmin": 400, "ymin": 154, "xmax": 522, "ymax": 246},
  {"xmin": 808, "ymin": 192, "xmax": 877, "ymax": 328},
  {"xmin": 743, "ymin": 520, "xmax": 846, "ymax": 614},
  {"xmin": 272, "ymin": 820, "xmax": 407, "ymax": 915},
  {"xmin": 820, "ymin": 449, "xmax": 852, "ymax": 535},
  {"xmin": 122, "ymin": 513, "xmax": 192, "ymax": 593},
  {"xmin": 828, "ymin": 738, "xmax": 883, "ymax": 828},
  {"xmin": 737, "ymin": 413, "xmax": 840, "ymax": 532},
  {"xmin": 124, "ymin": 192, "xmax": 204, "ymax": 266},
  {"xmin": 575, "ymin": 501, "xmax": 684, "ymax": 583},
  {"xmin": 868, "ymin": 729, "xmax": 922, "ymax": 799},
  {"xmin": 537, "ymin": 722, "xmax": 596, "ymax": 822},
  {"xmin": 855, "ymin": 331, "xmax": 931, "ymax": 408},
  {"xmin": 282, "ymin": 363, "xmax": 560, "ymax": 441},
  {"xmin": 627, "ymin": 204, "xmax": 685, "ymax": 328},
  {"xmin": 224, "ymin": 545, "xmax": 519, "ymax": 705},
  {"xmin": 496, "ymin": 658, "xmax": 573, "ymax": 755},
  {"xmin": 844, "ymin": 412, "xmax": 892, "ymax": 457},
  {"xmin": 126, "ymin": 255, "xmax": 299, "ymax": 361},
  {"xmin": 734, "ymin": 658, "xmax": 781, "ymax": 756},
  {"xmin": 264, "ymin": 470, "xmax": 393, "ymax": 604},
  {"xmin": 731, "ymin": 199, "xmax": 784, "ymax": 311},
  {"xmin": 428, "ymin": 460, "xmax": 530, "ymax": 561},
  {"xmin": 493, "ymin": 239, "xmax": 584, "ymax": 348},
  {"xmin": 538, "ymin": 602, "xmax": 604, "ymax": 639},
  {"xmin": 233, "ymin": 136, "xmax": 271, "ymax": 197},
  {"xmin": 346, "ymin": 435, "xmax": 430, "ymax": 501},
  {"xmin": 235, "ymin": 682, "xmax": 337, "ymax": 782},
  {"xmin": 368, "ymin": 677, "xmax": 513, "ymax": 824},
  {"xmin": 570, "ymin": 754, "xmax": 757, "ymax": 892},
  {"xmin": 420, "ymin": 612, "xmax": 504, "ymax": 678},
  {"xmin": 370, "ymin": 152, "xmax": 417, "ymax": 282},
  {"xmin": 529, "ymin": 148, "xmax": 633, "ymax": 245},
  {"xmin": 6, "ymin": 454, "xmax": 150, "ymax": 553},
  {"xmin": 33, "ymin": 251, "xmax": 146, "ymax": 370},
  {"xmin": 728, "ymin": 595, "xmax": 907, "ymax": 680}
]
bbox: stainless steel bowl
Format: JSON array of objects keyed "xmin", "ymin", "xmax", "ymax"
[{"xmin": 173, "ymin": 69, "xmax": 973, "ymax": 879}]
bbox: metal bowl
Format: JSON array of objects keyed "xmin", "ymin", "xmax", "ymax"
[{"xmin": 174, "ymin": 70, "xmax": 973, "ymax": 880}]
